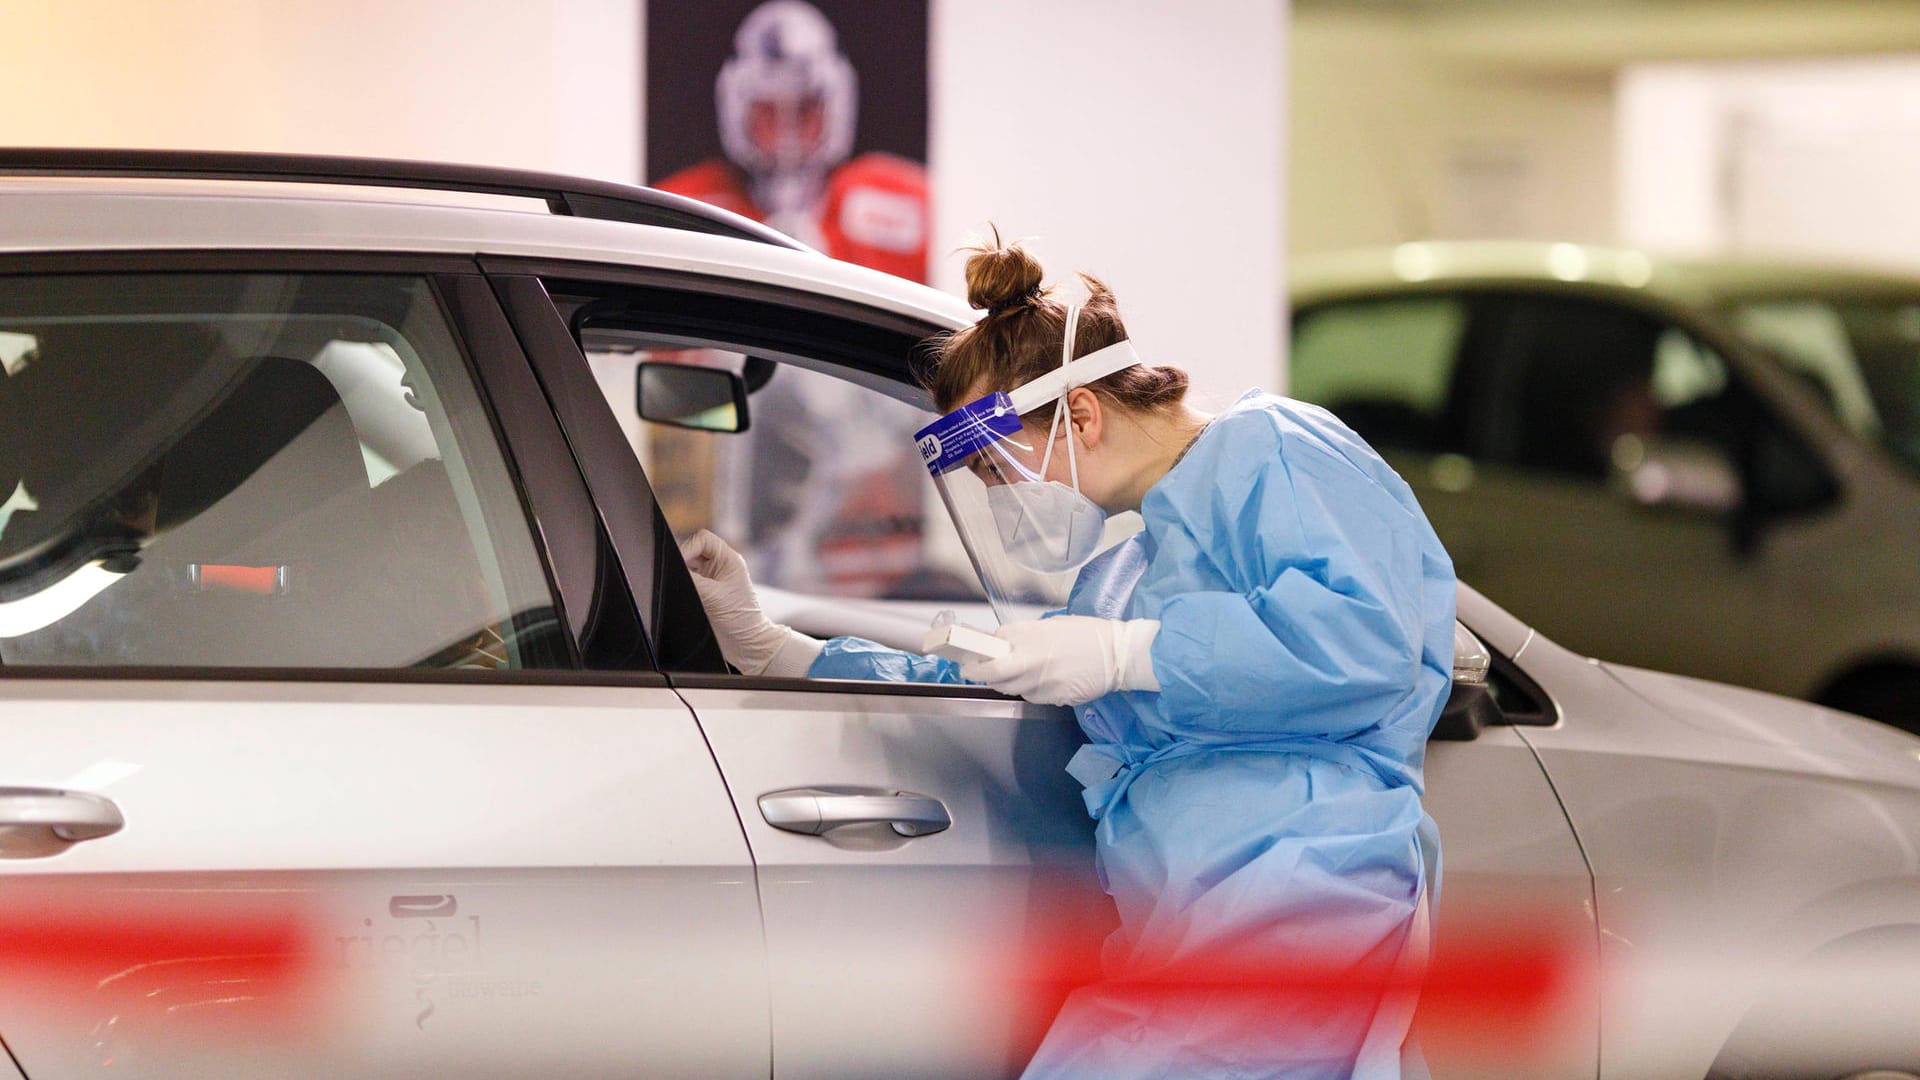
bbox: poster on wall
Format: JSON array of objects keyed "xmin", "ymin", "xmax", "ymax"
[
  {"xmin": 644, "ymin": 0, "xmax": 966, "ymax": 602},
  {"xmin": 647, "ymin": 0, "xmax": 930, "ymax": 279}
]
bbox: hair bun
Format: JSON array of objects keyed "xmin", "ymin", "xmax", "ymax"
[{"xmin": 962, "ymin": 227, "xmax": 1045, "ymax": 314}]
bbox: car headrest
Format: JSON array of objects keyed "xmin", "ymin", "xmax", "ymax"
[{"xmin": 154, "ymin": 357, "xmax": 365, "ymax": 554}]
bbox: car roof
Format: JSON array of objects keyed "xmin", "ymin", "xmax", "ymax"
[
  {"xmin": 1291, "ymin": 241, "xmax": 1920, "ymax": 312},
  {"xmin": 0, "ymin": 151, "xmax": 975, "ymax": 333}
]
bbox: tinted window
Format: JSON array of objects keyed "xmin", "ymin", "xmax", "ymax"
[
  {"xmin": 1488, "ymin": 294, "xmax": 1831, "ymax": 515},
  {"xmin": 0, "ymin": 273, "xmax": 565, "ymax": 670},
  {"xmin": 1733, "ymin": 297, "xmax": 1920, "ymax": 476},
  {"xmin": 1290, "ymin": 296, "xmax": 1468, "ymax": 453}
]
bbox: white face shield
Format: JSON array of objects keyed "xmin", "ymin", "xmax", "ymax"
[{"xmin": 913, "ymin": 306, "xmax": 1145, "ymax": 622}]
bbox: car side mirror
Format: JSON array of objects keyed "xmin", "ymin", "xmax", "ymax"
[
  {"xmin": 1610, "ymin": 436, "xmax": 1742, "ymax": 515},
  {"xmin": 636, "ymin": 361, "xmax": 749, "ymax": 433},
  {"xmin": 1432, "ymin": 622, "xmax": 1499, "ymax": 741}
]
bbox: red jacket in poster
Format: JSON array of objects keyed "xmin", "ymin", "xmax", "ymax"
[{"xmin": 656, "ymin": 152, "xmax": 929, "ymax": 283}]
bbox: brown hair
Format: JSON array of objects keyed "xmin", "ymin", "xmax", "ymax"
[{"xmin": 925, "ymin": 227, "xmax": 1189, "ymax": 417}]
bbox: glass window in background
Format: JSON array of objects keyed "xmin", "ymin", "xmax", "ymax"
[
  {"xmin": 1732, "ymin": 298, "xmax": 1920, "ymax": 476},
  {"xmin": 0, "ymin": 274, "xmax": 567, "ymax": 670},
  {"xmin": 1290, "ymin": 295, "xmax": 1469, "ymax": 454}
]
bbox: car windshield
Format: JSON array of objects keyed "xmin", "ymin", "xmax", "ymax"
[{"xmin": 1728, "ymin": 297, "xmax": 1920, "ymax": 475}]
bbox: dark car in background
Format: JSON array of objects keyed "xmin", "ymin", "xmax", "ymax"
[{"xmin": 1291, "ymin": 242, "xmax": 1920, "ymax": 732}]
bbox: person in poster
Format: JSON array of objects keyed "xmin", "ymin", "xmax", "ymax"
[
  {"xmin": 648, "ymin": 0, "xmax": 953, "ymax": 601},
  {"xmin": 655, "ymin": 0, "xmax": 930, "ymax": 281}
]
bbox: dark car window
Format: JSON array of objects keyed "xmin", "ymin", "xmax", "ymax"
[
  {"xmin": 1290, "ymin": 295, "xmax": 1468, "ymax": 454},
  {"xmin": 1482, "ymin": 295, "xmax": 1679, "ymax": 479},
  {"xmin": 1484, "ymin": 293, "xmax": 1832, "ymax": 517},
  {"xmin": 0, "ymin": 273, "xmax": 567, "ymax": 670}
]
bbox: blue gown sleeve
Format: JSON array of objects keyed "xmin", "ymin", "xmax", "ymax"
[
  {"xmin": 807, "ymin": 636, "xmax": 970, "ymax": 684},
  {"xmin": 1142, "ymin": 406, "xmax": 1452, "ymax": 742}
]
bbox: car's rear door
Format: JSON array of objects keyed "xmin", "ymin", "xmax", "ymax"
[
  {"xmin": 489, "ymin": 264, "xmax": 1114, "ymax": 1077},
  {"xmin": 0, "ymin": 256, "xmax": 767, "ymax": 1077}
]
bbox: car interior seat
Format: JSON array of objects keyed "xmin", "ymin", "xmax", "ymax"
[
  {"xmin": 1, "ymin": 337, "xmax": 371, "ymax": 665},
  {"xmin": 141, "ymin": 355, "xmax": 373, "ymax": 666},
  {"xmin": 153, "ymin": 356, "xmax": 520, "ymax": 669}
]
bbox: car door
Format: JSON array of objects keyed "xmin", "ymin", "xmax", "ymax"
[
  {"xmin": 1419, "ymin": 595, "xmax": 1599, "ymax": 1080},
  {"xmin": 488, "ymin": 264, "xmax": 1114, "ymax": 1077},
  {"xmin": 1295, "ymin": 290, "xmax": 1764, "ymax": 687},
  {"xmin": 0, "ymin": 260, "xmax": 767, "ymax": 1077}
]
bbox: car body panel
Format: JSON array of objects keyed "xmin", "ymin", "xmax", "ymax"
[
  {"xmin": 1516, "ymin": 634, "xmax": 1920, "ymax": 1076},
  {"xmin": 682, "ymin": 680, "xmax": 1105, "ymax": 1078},
  {"xmin": 0, "ymin": 677, "xmax": 769, "ymax": 1077},
  {"xmin": 1414, "ymin": 453, "xmax": 1763, "ymax": 688},
  {"xmin": 1416, "ymin": 728, "xmax": 1598, "ymax": 1078}
]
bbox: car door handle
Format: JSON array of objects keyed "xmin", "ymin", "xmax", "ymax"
[
  {"xmin": 0, "ymin": 787, "xmax": 125, "ymax": 846},
  {"xmin": 758, "ymin": 787, "xmax": 951, "ymax": 838}
]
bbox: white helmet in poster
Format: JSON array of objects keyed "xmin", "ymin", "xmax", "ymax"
[{"xmin": 716, "ymin": 1, "xmax": 858, "ymax": 184}]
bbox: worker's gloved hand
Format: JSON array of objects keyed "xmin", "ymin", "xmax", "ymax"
[
  {"xmin": 961, "ymin": 615, "xmax": 1162, "ymax": 706},
  {"xmin": 678, "ymin": 529, "xmax": 822, "ymax": 677}
]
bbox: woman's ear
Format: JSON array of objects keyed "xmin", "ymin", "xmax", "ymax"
[{"xmin": 1066, "ymin": 386, "xmax": 1104, "ymax": 449}]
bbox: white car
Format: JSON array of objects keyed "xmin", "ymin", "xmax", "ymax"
[{"xmin": 0, "ymin": 150, "xmax": 1916, "ymax": 1079}]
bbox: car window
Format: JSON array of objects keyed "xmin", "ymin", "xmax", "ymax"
[
  {"xmin": 566, "ymin": 307, "xmax": 1025, "ymax": 656},
  {"xmin": 1484, "ymin": 296, "xmax": 1738, "ymax": 482},
  {"xmin": 1729, "ymin": 301, "xmax": 1884, "ymax": 439},
  {"xmin": 0, "ymin": 273, "xmax": 567, "ymax": 670},
  {"xmin": 1732, "ymin": 297, "xmax": 1920, "ymax": 476},
  {"xmin": 583, "ymin": 337, "xmax": 981, "ymax": 601},
  {"xmin": 1289, "ymin": 295, "xmax": 1468, "ymax": 454}
]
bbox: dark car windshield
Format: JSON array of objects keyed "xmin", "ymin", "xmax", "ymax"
[{"xmin": 1728, "ymin": 297, "xmax": 1920, "ymax": 475}]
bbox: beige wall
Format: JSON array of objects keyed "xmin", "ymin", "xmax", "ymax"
[
  {"xmin": 1290, "ymin": 7, "xmax": 1616, "ymax": 257},
  {"xmin": 0, "ymin": 0, "xmax": 641, "ymax": 182},
  {"xmin": 1620, "ymin": 56, "xmax": 1920, "ymax": 271}
]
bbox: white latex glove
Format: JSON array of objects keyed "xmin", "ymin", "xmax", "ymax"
[
  {"xmin": 960, "ymin": 616, "xmax": 1161, "ymax": 706},
  {"xmin": 678, "ymin": 529, "xmax": 822, "ymax": 677}
]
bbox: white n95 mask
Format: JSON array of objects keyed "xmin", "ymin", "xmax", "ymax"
[{"xmin": 985, "ymin": 479, "xmax": 1107, "ymax": 575}]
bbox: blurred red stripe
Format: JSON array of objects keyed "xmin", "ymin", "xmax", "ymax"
[{"xmin": 0, "ymin": 894, "xmax": 329, "ymax": 1036}]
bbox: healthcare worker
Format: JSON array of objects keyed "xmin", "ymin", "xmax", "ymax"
[{"xmin": 681, "ymin": 235, "xmax": 1455, "ymax": 1078}]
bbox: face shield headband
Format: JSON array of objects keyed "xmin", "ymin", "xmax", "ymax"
[{"xmin": 915, "ymin": 310, "xmax": 1145, "ymax": 478}]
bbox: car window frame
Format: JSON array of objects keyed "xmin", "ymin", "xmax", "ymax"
[
  {"xmin": 483, "ymin": 254, "xmax": 1031, "ymax": 701},
  {"xmin": 0, "ymin": 249, "xmax": 660, "ymax": 685}
]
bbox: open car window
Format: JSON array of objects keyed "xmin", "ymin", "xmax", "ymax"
[{"xmin": 576, "ymin": 325, "xmax": 991, "ymax": 653}]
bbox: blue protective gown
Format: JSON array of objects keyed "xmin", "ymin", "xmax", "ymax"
[{"xmin": 812, "ymin": 391, "xmax": 1456, "ymax": 1079}]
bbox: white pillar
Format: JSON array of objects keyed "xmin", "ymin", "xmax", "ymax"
[{"xmin": 930, "ymin": 0, "xmax": 1288, "ymax": 405}]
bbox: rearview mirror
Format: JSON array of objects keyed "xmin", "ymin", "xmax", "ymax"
[{"xmin": 636, "ymin": 361, "xmax": 748, "ymax": 433}]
